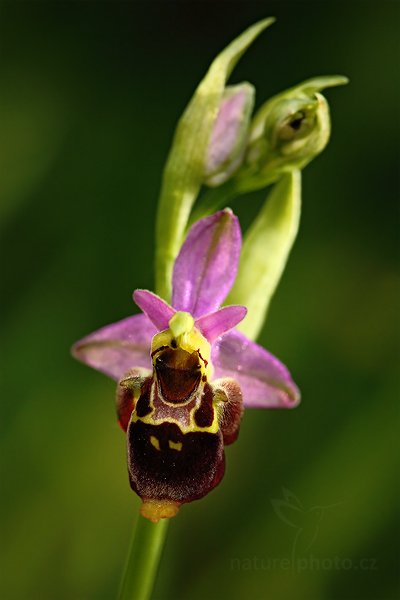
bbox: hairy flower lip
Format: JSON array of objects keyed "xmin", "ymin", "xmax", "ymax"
[{"xmin": 72, "ymin": 210, "xmax": 300, "ymax": 410}]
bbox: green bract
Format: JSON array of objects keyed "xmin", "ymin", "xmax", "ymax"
[
  {"xmin": 155, "ymin": 17, "xmax": 275, "ymax": 302},
  {"xmin": 227, "ymin": 170, "xmax": 301, "ymax": 340}
]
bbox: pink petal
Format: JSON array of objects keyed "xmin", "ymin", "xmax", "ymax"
[
  {"xmin": 195, "ymin": 305, "xmax": 247, "ymax": 343},
  {"xmin": 133, "ymin": 289, "xmax": 175, "ymax": 331},
  {"xmin": 71, "ymin": 313, "xmax": 155, "ymax": 381},
  {"xmin": 212, "ymin": 330, "xmax": 300, "ymax": 409},
  {"xmin": 172, "ymin": 210, "xmax": 241, "ymax": 317}
]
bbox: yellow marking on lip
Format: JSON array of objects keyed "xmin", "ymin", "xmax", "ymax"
[
  {"xmin": 150, "ymin": 435, "xmax": 160, "ymax": 451},
  {"xmin": 168, "ymin": 440, "xmax": 183, "ymax": 451},
  {"xmin": 133, "ymin": 413, "xmax": 219, "ymax": 434},
  {"xmin": 131, "ymin": 379, "xmax": 220, "ymax": 434}
]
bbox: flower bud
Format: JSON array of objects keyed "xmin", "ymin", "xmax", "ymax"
[
  {"xmin": 236, "ymin": 75, "xmax": 348, "ymax": 191},
  {"xmin": 204, "ymin": 83, "xmax": 255, "ymax": 187}
]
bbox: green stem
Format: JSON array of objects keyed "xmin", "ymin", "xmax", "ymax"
[
  {"xmin": 188, "ymin": 169, "xmax": 280, "ymax": 227},
  {"xmin": 118, "ymin": 516, "xmax": 169, "ymax": 600},
  {"xmin": 188, "ymin": 179, "xmax": 239, "ymax": 226}
]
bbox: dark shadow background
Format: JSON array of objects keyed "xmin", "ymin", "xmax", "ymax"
[{"xmin": 1, "ymin": 2, "xmax": 399, "ymax": 599}]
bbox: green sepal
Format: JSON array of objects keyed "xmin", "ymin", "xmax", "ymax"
[
  {"xmin": 235, "ymin": 75, "xmax": 348, "ymax": 193},
  {"xmin": 226, "ymin": 170, "xmax": 301, "ymax": 340},
  {"xmin": 154, "ymin": 18, "xmax": 275, "ymax": 301}
]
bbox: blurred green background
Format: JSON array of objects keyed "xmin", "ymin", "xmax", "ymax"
[{"xmin": 1, "ymin": 2, "xmax": 399, "ymax": 599}]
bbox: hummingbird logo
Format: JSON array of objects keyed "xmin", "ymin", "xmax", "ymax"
[{"xmin": 271, "ymin": 488, "xmax": 340, "ymax": 566}]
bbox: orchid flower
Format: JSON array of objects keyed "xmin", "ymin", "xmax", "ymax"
[{"xmin": 72, "ymin": 209, "xmax": 300, "ymax": 523}]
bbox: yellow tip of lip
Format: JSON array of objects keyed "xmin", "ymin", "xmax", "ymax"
[{"xmin": 140, "ymin": 499, "xmax": 180, "ymax": 523}]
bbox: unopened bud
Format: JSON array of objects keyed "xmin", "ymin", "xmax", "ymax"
[
  {"xmin": 236, "ymin": 75, "xmax": 348, "ymax": 191},
  {"xmin": 204, "ymin": 83, "xmax": 255, "ymax": 187}
]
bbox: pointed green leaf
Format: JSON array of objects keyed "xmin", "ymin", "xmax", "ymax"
[
  {"xmin": 227, "ymin": 170, "xmax": 301, "ymax": 340},
  {"xmin": 155, "ymin": 17, "xmax": 275, "ymax": 300}
]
